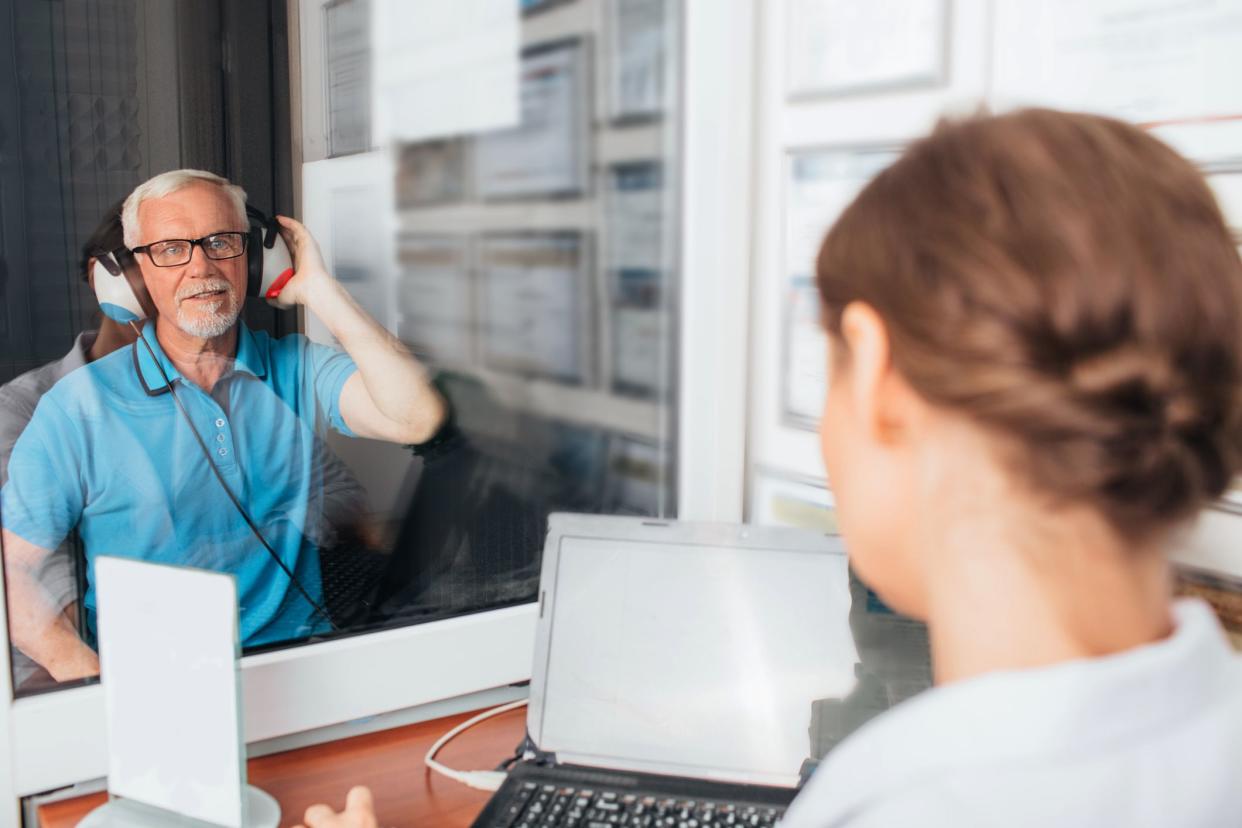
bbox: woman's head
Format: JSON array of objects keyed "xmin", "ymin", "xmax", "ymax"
[{"xmin": 816, "ymin": 109, "xmax": 1242, "ymax": 612}]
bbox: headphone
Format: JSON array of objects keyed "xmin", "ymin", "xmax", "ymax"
[{"xmin": 93, "ymin": 204, "xmax": 295, "ymax": 323}]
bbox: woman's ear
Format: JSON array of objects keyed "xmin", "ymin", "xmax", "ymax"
[{"xmin": 838, "ymin": 302, "xmax": 924, "ymax": 444}]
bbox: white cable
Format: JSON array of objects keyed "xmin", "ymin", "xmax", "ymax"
[{"xmin": 425, "ymin": 699, "xmax": 529, "ymax": 792}]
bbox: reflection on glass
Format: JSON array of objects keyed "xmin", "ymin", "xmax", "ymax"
[
  {"xmin": 396, "ymin": 236, "xmax": 473, "ymax": 365},
  {"xmin": 609, "ymin": 161, "xmax": 667, "ymax": 398},
  {"xmin": 2, "ymin": 0, "xmax": 683, "ymax": 696},
  {"xmin": 474, "ymin": 41, "xmax": 590, "ymax": 200},
  {"xmin": 479, "ymin": 233, "xmax": 589, "ymax": 383},
  {"xmin": 806, "ymin": 569, "xmax": 932, "ymax": 761},
  {"xmin": 325, "ymin": 0, "xmax": 372, "ymax": 157}
]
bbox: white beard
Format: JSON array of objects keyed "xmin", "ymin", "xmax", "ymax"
[{"xmin": 175, "ymin": 281, "xmax": 241, "ymax": 338}]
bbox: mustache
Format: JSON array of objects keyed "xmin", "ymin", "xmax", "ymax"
[{"xmin": 175, "ymin": 279, "xmax": 235, "ymax": 303}]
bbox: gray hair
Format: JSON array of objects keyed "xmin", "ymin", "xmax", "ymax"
[{"xmin": 121, "ymin": 169, "xmax": 248, "ymax": 249}]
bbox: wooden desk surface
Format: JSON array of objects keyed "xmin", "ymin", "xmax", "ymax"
[{"xmin": 38, "ymin": 706, "xmax": 527, "ymax": 828}]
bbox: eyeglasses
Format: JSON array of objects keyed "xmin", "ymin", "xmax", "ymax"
[{"xmin": 131, "ymin": 232, "xmax": 248, "ymax": 268}]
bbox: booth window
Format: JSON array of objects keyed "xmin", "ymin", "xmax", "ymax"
[{"xmin": 0, "ymin": 0, "xmax": 682, "ymax": 697}]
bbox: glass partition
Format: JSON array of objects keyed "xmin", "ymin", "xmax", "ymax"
[{"xmin": 0, "ymin": 0, "xmax": 682, "ymax": 697}]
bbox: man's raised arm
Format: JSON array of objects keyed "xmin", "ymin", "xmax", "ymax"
[{"xmin": 273, "ymin": 216, "xmax": 447, "ymax": 445}]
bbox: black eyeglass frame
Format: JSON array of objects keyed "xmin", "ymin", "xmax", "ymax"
[{"xmin": 130, "ymin": 232, "xmax": 249, "ymax": 267}]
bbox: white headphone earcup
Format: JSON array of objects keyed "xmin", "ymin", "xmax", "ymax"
[
  {"xmin": 93, "ymin": 258, "xmax": 146, "ymax": 323},
  {"xmin": 260, "ymin": 233, "xmax": 295, "ymax": 302}
]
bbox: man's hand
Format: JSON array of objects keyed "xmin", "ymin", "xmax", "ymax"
[
  {"xmin": 294, "ymin": 786, "xmax": 379, "ymax": 828},
  {"xmin": 271, "ymin": 214, "xmax": 447, "ymax": 445},
  {"xmin": 270, "ymin": 215, "xmax": 334, "ymax": 310}
]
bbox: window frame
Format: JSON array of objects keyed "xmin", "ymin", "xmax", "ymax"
[
  {"xmin": 0, "ymin": 1, "xmax": 755, "ymax": 818},
  {"xmin": 5, "ymin": 605, "xmax": 537, "ymax": 800}
]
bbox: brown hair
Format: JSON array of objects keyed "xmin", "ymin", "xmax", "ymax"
[{"xmin": 816, "ymin": 108, "xmax": 1242, "ymax": 538}]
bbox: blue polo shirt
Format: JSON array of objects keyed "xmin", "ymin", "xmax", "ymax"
[{"xmin": 0, "ymin": 322, "xmax": 358, "ymax": 648}]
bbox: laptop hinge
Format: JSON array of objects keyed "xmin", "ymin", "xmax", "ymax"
[
  {"xmin": 512, "ymin": 732, "xmax": 558, "ymax": 769},
  {"xmin": 530, "ymin": 742, "xmax": 558, "ymax": 768}
]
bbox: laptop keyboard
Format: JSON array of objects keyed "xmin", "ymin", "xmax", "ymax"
[{"xmin": 499, "ymin": 781, "xmax": 785, "ymax": 828}]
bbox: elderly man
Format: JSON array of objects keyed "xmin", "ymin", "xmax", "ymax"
[{"xmin": 1, "ymin": 169, "xmax": 445, "ymax": 681}]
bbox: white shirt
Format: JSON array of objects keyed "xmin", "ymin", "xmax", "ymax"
[{"xmin": 781, "ymin": 599, "xmax": 1242, "ymax": 828}]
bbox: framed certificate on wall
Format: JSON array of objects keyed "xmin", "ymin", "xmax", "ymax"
[
  {"xmin": 782, "ymin": 146, "xmax": 901, "ymax": 429},
  {"xmin": 474, "ymin": 40, "xmax": 591, "ymax": 199},
  {"xmin": 786, "ymin": 0, "xmax": 948, "ymax": 99},
  {"xmin": 396, "ymin": 235, "xmax": 474, "ymax": 366},
  {"xmin": 606, "ymin": 0, "xmax": 668, "ymax": 120},
  {"xmin": 477, "ymin": 232, "xmax": 594, "ymax": 383}
]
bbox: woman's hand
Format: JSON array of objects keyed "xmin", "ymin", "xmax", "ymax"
[{"xmin": 294, "ymin": 786, "xmax": 379, "ymax": 828}]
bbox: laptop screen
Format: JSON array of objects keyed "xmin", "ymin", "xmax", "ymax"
[{"xmin": 535, "ymin": 532, "xmax": 857, "ymax": 787}]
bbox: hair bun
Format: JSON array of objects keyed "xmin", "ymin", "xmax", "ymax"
[
  {"xmin": 1052, "ymin": 341, "xmax": 1236, "ymax": 525},
  {"xmin": 1068, "ymin": 345, "xmax": 1199, "ymax": 433}
]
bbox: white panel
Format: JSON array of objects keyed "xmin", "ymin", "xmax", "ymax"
[
  {"xmin": 780, "ymin": 0, "xmax": 992, "ymax": 149},
  {"xmin": 990, "ymin": 0, "xmax": 1242, "ymax": 170},
  {"xmin": 678, "ymin": 0, "xmax": 757, "ymax": 521},
  {"xmin": 96, "ymin": 559, "xmax": 244, "ymax": 827},
  {"xmin": 1172, "ymin": 506, "xmax": 1242, "ymax": 580},
  {"xmin": 1209, "ymin": 173, "xmax": 1242, "ymax": 231},
  {"xmin": 747, "ymin": 0, "xmax": 992, "ymax": 501},
  {"xmin": 371, "ymin": 0, "xmax": 520, "ymax": 145}
]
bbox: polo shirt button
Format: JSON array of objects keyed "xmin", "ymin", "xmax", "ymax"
[
  {"xmin": 215, "ymin": 418, "xmax": 225, "ymax": 428},
  {"xmin": 216, "ymin": 433, "xmax": 226, "ymax": 443},
  {"xmin": 218, "ymin": 447, "xmax": 228, "ymax": 457}
]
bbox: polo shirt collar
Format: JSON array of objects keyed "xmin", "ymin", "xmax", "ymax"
[
  {"xmin": 799, "ymin": 598, "xmax": 1236, "ymax": 822},
  {"xmin": 232, "ymin": 322, "xmax": 269, "ymax": 379},
  {"xmin": 132, "ymin": 322, "xmax": 268, "ymax": 395},
  {"xmin": 132, "ymin": 322, "xmax": 181, "ymax": 395}
]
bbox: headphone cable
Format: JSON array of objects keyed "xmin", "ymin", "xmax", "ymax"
[{"xmin": 130, "ymin": 321, "xmax": 340, "ymax": 633}]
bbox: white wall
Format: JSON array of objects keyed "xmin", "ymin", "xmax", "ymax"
[{"xmin": 744, "ymin": 0, "xmax": 1242, "ymax": 577}]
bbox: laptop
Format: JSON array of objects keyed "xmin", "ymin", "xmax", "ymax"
[{"xmin": 472, "ymin": 513, "xmax": 856, "ymax": 828}]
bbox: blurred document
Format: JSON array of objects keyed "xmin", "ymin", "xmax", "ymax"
[
  {"xmin": 96, "ymin": 558, "xmax": 244, "ymax": 827},
  {"xmin": 751, "ymin": 470, "xmax": 836, "ymax": 533},
  {"xmin": 992, "ymin": 0, "xmax": 1242, "ymax": 169},
  {"xmin": 479, "ymin": 234, "xmax": 586, "ymax": 381},
  {"xmin": 785, "ymin": 147, "xmax": 900, "ymax": 281},
  {"xmin": 325, "ymin": 0, "xmax": 370, "ymax": 156},
  {"xmin": 787, "ymin": 0, "xmax": 946, "ymax": 97},
  {"xmin": 396, "ymin": 139, "xmax": 466, "ymax": 206},
  {"xmin": 613, "ymin": 306, "xmax": 664, "ymax": 395},
  {"xmin": 609, "ymin": 0, "xmax": 666, "ymax": 118},
  {"xmin": 475, "ymin": 42, "xmax": 589, "ymax": 198},
  {"xmin": 608, "ymin": 162, "xmax": 663, "ymax": 273},
  {"xmin": 371, "ymin": 0, "xmax": 519, "ymax": 144},
  {"xmin": 784, "ymin": 278, "xmax": 827, "ymax": 427},
  {"xmin": 397, "ymin": 236, "xmax": 473, "ymax": 365},
  {"xmin": 608, "ymin": 163, "xmax": 665, "ymax": 395},
  {"xmin": 784, "ymin": 148, "xmax": 898, "ymax": 427},
  {"xmin": 605, "ymin": 435, "xmax": 663, "ymax": 515}
]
